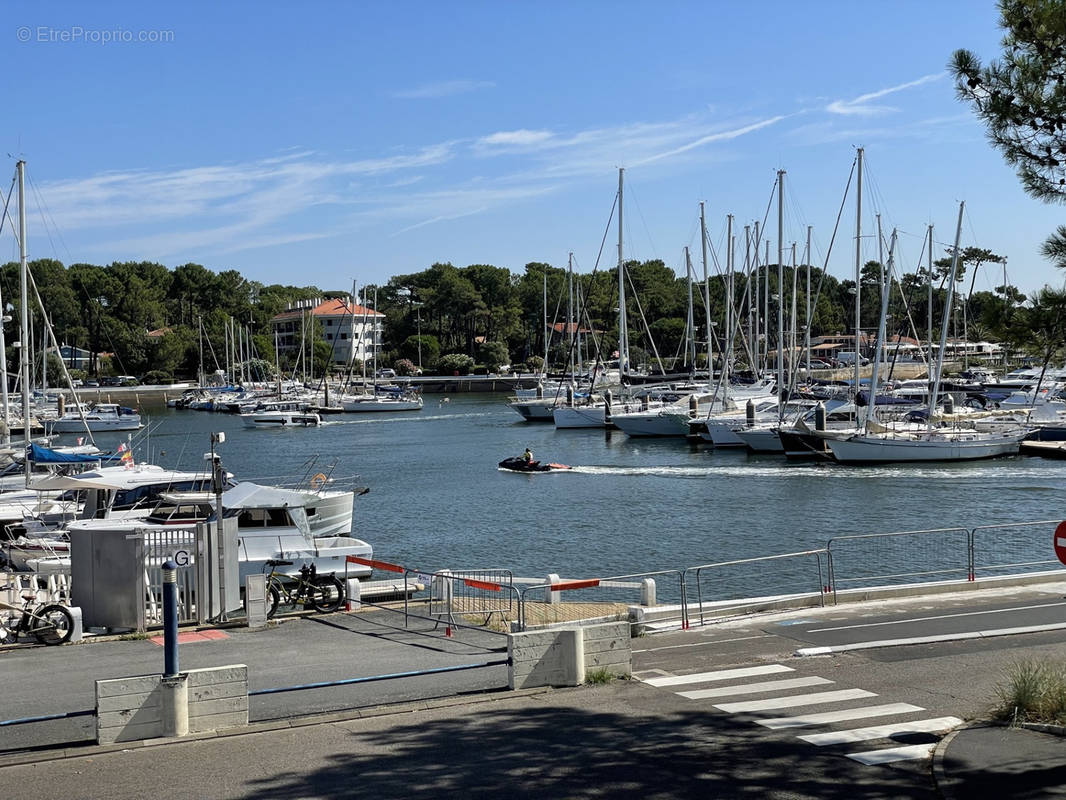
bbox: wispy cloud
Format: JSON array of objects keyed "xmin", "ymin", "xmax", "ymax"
[
  {"xmin": 826, "ymin": 73, "xmax": 943, "ymax": 116},
  {"xmin": 633, "ymin": 115, "xmax": 789, "ymax": 166},
  {"xmin": 393, "ymin": 80, "xmax": 495, "ymax": 99},
  {"xmin": 477, "ymin": 129, "xmax": 555, "ymax": 148}
]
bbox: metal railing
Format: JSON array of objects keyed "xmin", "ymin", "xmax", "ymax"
[
  {"xmin": 686, "ymin": 550, "xmax": 829, "ymax": 627},
  {"xmin": 517, "ymin": 569, "xmax": 684, "ymax": 631},
  {"xmin": 971, "ymin": 520, "xmax": 1064, "ymax": 579},
  {"xmin": 826, "ymin": 527, "xmax": 972, "ymax": 596}
]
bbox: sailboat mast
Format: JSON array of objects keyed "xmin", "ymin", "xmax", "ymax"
[
  {"xmin": 745, "ymin": 225, "xmax": 753, "ymax": 373},
  {"xmin": 854, "ymin": 147, "xmax": 864, "ymax": 406},
  {"xmin": 17, "ymin": 161, "xmax": 30, "ymax": 476},
  {"xmin": 617, "ymin": 168, "xmax": 629, "ymax": 377},
  {"xmin": 927, "ymin": 224, "xmax": 934, "ymax": 388},
  {"xmin": 567, "ymin": 252, "xmax": 575, "ymax": 378},
  {"xmin": 725, "ymin": 214, "xmax": 734, "ymax": 398},
  {"xmin": 777, "ymin": 169, "xmax": 785, "ymax": 418},
  {"xmin": 930, "ymin": 203, "xmax": 965, "ymax": 430},
  {"xmin": 685, "ymin": 247, "xmax": 695, "ymax": 375},
  {"xmin": 867, "ymin": 229, "xmax": 897, "ymax": 432},
  {"xmin": 541, "ymin": 272, "xmax": 548, "ymax": 375},
  {"xmin": 805, "ymin": 226, "xmax": 812, "ymax": 375},
  {"xmin": 700, "ymin": 201, "xmax": 711, "ymax": 381},
  {"xmin": 790, "ymin": 242, "xmax": 797, "ymax": 382}
]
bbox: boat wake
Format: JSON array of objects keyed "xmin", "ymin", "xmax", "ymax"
[{"xmin": 565, "ymin": 463, "xmax": 1064, "ymax": 480}]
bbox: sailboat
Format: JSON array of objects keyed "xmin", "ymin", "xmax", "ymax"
[
  {"xmin": 826, "ymin": 201, "xmax": 1028, "ymax": 464},
  {"xmin": 339, "ymin": 286, "xmax": 423, "ymax": 413},
  {"xmin": 553, "ymin": 168, "xmax": 630, "ymax": 430}
]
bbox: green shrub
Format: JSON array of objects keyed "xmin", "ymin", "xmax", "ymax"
[
  {"xmin": 994, "ymin": 659, "xmax": 1066, "ymax": 725},
  {"xmin": 436, "ymin": 353, "xmax": 475, "ymax": 375}
]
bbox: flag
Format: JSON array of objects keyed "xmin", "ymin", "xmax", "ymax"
[
  {"xmin": 121, "ymin": 448, "xmax": 133, "ymax": 469},
  {"xmin": 117, "ymin": 442, "xmax": 127, "ymax": 453},
  {"xmin": 77, "ymin": 437, "xmax": 84, "ymax": 446}
]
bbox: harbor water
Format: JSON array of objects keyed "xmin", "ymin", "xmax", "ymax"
[{"xmin": 77, "ymin": 393, "xmax": 1066, "ymax": 581}]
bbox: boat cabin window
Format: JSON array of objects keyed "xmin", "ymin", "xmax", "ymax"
[
  {"xmin": 237, "ymin": 508, "xmax": 294, "ymax": 527},
  {"xmin": 111, "ymin": 478, "xmax": 215, "ymax": 512}
]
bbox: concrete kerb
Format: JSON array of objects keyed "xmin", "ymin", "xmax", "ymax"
[
  {"xmin": 931, "ymin": 720, "xmax": 1066, "ymax": 800},
  {"xmin": 0, "ymin": 687, "xmax": 555, "ymax": 769}
]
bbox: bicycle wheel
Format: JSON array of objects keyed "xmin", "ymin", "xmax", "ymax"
[
  {"xmin": 310, "ymin": 575, "xmax": 344, "ymax": 613},
  {"xmin": 266, "ymin": 582, "xmax": 282, "ymax": 619},
  {"xmin": 31, "ymin": 604, "xmax": 74, "ymax": 645}
]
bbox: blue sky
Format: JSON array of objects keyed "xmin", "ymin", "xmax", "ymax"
[{"xmin": 4, "ymin": 1, "xmax": 1064, "ymax": 296}]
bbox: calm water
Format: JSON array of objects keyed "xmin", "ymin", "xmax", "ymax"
[{"xmin": 76, "ymin": 394, "xmax": 1066, "ymax": 580}]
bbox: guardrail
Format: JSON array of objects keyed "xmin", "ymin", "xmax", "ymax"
[
  {"xmin": 517, "ymin": 569, "xmax": 684, "ymax": 631},
  {"xmin": 826, "ymin": 527, "xmax": 972, "ymax": 595},
  {"xmin": 971, "ymin": 520, "xmax": 1063, "ymax": 579},
  {"xmin": 686, "ymin": 550, "xmax": 830, "ymax": 627}
]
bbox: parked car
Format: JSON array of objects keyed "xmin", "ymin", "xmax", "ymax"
[
  {"xmin": 376, "ymin": 368, "xmax": 397, "ymax": 379},
  {"xmin": 807, "ymin": 359, "xmax": 834, "ymax": 370}
]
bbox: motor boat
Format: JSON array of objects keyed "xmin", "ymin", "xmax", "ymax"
[
  {"xmin": 48, "ymin": 403, "xmax": 142, "ymax": 433},
  {"xmin": 498, "ymin": 457, "xmax": 572, "ymax": 473}
]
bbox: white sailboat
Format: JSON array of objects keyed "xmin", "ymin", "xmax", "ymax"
[
  {"xmin": 827, "ymin": 200, "xmax": 1028, "ymax": 464},
  {"xmin": 554, "ymin": 168, "xmax": 630, "ymax": 430}
]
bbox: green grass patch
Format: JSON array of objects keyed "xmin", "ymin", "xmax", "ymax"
[
  {"xmin": 585, "ymin": 668, "xmax": 629, "ymax": 685},
  {"xmin": 993, "ymin": 659, "xmax": 1066, "ymax": 725}
]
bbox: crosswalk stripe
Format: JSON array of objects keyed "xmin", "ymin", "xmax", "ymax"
[
  {"xmin": 715, "ymin": 688, "xmax": 876, "ymax": 713},
  {"xmin": 679, "ymin": 676, "xmax": 832, "ymax": 700},
  {"xmin": 757, "ymin": 703, "xmax": 925, "ymax": 730},
  {"xmin": 643, "ymin": 664, "xmax": 793, "ymax": 687},
  {"xmin": 846, "ymin": 743, "xmax": 937, "ymax": 765},
  {"xmin": 797, "ymin": 716, "xmax": 963, "ymax": 745}
]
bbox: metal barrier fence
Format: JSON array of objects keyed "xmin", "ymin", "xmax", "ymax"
[
  {"xmin": 971, "ymin": 520, "xmax": 1064, "ymax": 579},
  {"xmin": 826, "ymin": 527, "xmax": 972, "ymax": 595},
  {"xmin": 686, "ymin": 550, "xmax": 829, "ymax": 627},
  {"xmin": 517, "ymin": 570, "xmax": 685, "ymax": 631},
  {"xmin": 344, "ymin": 555, "xmax": 516, "ymax": 638},
  {"xmin": 430, "ymin": 568, "xmax": 515, "ymax": 628}
]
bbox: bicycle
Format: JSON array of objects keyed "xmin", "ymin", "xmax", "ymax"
[
  {"xmin": 263, "ymin": 560, "xmax": 344, "ymax": 619},
  {"xmin": 0, "ymin": 590, "xmax": 75, "ymax": 646}
]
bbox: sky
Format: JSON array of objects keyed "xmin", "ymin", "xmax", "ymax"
[{"xmin": 3, "ymin": 1, "xmax": 1064, "ymax": 297}]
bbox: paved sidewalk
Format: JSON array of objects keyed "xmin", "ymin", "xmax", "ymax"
[{"xmin": 936, "ymin": 723, "xmax": 1066, "ymax": 799}]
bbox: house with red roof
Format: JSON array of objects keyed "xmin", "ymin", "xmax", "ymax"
[{"xmin": 269, "ymin": 296, "xmax": 384, "ymax": 365}]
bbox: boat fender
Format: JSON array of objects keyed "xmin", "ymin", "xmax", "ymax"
[
  {"xmin": 944, "ymin": 394, "xmax": 954, "ymax": 415},
  {"xmin": 310, "ymin": 473, "xmax": 327, "ymax": 489},
  {"xmin": 689, "ymin": 394, "xmax": 698, "ymax": 417},
  {"xmin": 815, "ymin": 402, "xmax": 826, "ymax": 432},
  {"xmin": 566, "ymin": 384, "xmax": 575, "ymax": 406},
  {"xmin": 746, "ymin": 399, "xmax": 756, "ymax": 426}
]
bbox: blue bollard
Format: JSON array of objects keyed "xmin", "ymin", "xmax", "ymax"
[{"xmin": 162, "ymin": 559, "xmax": 179, "ymax": 678}]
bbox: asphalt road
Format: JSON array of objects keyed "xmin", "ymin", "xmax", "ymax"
[{"xmin": 1, "ymin": 580, "xmax": 1065, "ymax": 798}]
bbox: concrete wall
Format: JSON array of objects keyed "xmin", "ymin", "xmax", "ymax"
[
  {"xmin": 508, "ymin": 621, "xmax": 630, "ymax": 689},
  {"xmin": 96, "ymin": 664, "xmax": 248, "ymax": 744}
]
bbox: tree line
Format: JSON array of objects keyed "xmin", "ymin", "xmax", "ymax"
[{"xmin": 0, "ymin": 248, "xmax": 1056, "ymax": 383}]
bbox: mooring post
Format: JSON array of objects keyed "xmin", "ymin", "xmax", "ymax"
[
  {"xmin": 163, "ymin": 560, "xmax": 179, "ymax": 677},
  {"xmin": 160, "ymin": 559, "xmax": 189, "ymax": 737}
]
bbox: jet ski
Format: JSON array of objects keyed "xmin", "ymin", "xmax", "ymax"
[{"xmin": 498, "ymin": 457, "xmax": 572, "ymax": 473}]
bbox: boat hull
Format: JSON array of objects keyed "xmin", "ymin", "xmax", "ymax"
[{"xmin": 827, "ymin": 432, "xmax": 1024, "ymax": 464}]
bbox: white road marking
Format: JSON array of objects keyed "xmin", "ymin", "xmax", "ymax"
[
  {"xmin": 679, "ymin": 676, "xmax": 831, "ymax": 700},
  {"xmin": 797, "ymin": 716, "xmax": 962, "ymax": 745},
  {"xmin": 807, "ymin": 601, "xmax": 1066, "ymax": 633},
  {"xmin": 644, "ymin": 664, "xmax": 792, "ymax": 687},
  {"xmin": 758, "ymin": 703, "xmax": 925, "ymax": 730},
  {"xmin": 795, "ymin": 622, "xmax": 1066, "ymax": 656},
  {"xmin": 715, "ymin": 689, "xmax": 876, "ymax": 713},
  {"xmin": 847, "ymin": 743, "xmax": 937, "ymax": 765},
  {"xmin": 632, "ymin": 634, "xmax": 772, "ymax": 654}
]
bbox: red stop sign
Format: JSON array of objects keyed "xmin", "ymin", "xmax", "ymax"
[{"xmin": 1056, "ymin": 521, "xmax": 1066, "ymax": 566}]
